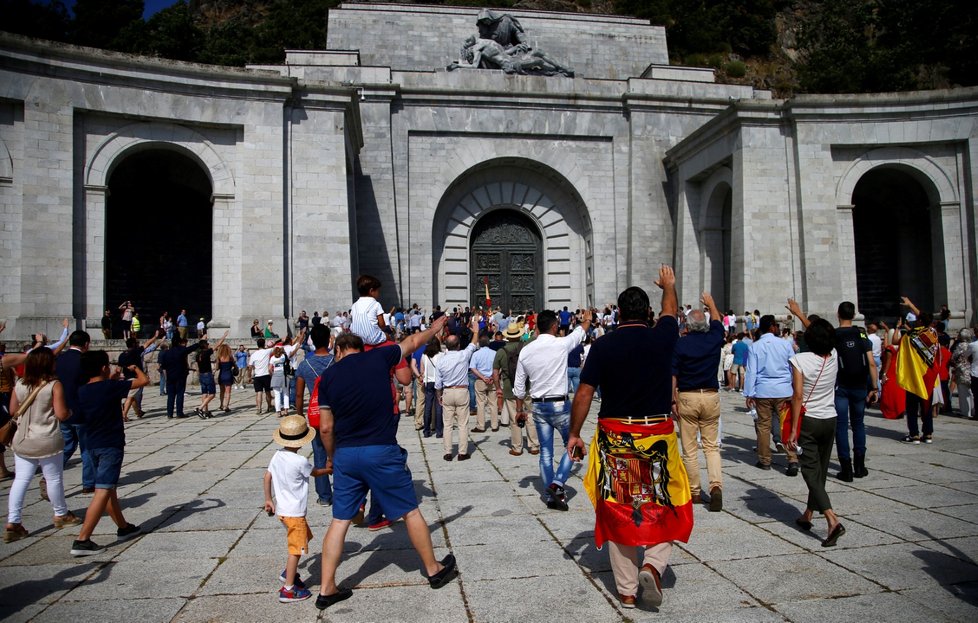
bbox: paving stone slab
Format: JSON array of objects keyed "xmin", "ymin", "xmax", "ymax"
[
  {"xmin": 61, "ymin": 558, "xmax": 220, "ymax": 600},
  {"xmin": 899, "ymin": 583, "xmax": 978, "ymax": 623},
  {"xmin": 819, "ymin": 542, "xmax": 978, "ymax": 591},
  {"xmin": 463, "ymin": 574, "xmax": 622, "ymax": 623},
  {"xmin": 711, "ymin": 552, "xmax": 883, "ymax": 603},
  {"xmin": 775, "ymin": 591, "xmax": 950, "ymax": 623},
  {"xmin": 847, "ymin": 508, "xmax": 978, "ymax": 541},
  {"xmin": 679, "ymin": 512, "xmax": 805, "ymax": 562},
  {"xmin": 32, "ymin": 597, "xmax": 187, "ymax": 623}
]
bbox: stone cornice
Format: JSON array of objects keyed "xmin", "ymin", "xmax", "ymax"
[{"xmin": 0, "ymin": 31, "xmax": 296, "ymax": 102}]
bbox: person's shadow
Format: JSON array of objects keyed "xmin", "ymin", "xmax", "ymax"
[
  {"xmin": 305, "ymin": 505, "xmax": 473, "ymax": 588},
  {"xmin": 0, "ymin": 561, "xmax": 111, "ymax": 617},
  {"xmin": 911, "ymin": 526, "xmax": 978, "ymax": 606}
]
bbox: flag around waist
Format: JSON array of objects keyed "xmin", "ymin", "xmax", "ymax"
[{"xmin": 584, "ymin": 418, "xmax": 693, "ymax": 549}]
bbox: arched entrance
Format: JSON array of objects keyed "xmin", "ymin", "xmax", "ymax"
[
  {"xmin": 852, "ymin": 167, "xmax": 936, "ymax": 320},
  {"xmin": 470, "ymin": 210, "xmax": 543, "ymax": 313},
  {"xmin": 105, "ymin": 148, "xmax": 212, "ymax": 335},
  {"xmin": 432, "ymin": 158, "xmax": 593, "ymax": 311},
  {"xmin": 702, "ymin": 183, "xmax": 733, "ymax": 311}
]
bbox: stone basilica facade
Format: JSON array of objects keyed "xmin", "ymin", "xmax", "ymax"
[{"xmin": 1, "ymin": 2, "xmax": 976, "ymax": 337}]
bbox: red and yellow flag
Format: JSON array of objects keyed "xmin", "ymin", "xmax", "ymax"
[
  {"xmin": 897, "ymin": 330, "xmax": 939, "ymax": 400},
  {"xmin": 584, "ymin": 418, "xmax": 693, "ymax": 548}
]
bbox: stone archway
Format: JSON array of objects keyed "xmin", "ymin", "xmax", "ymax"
[
  {"xmin": 82, "ymin": 122, "xmax": 236, "ymax": 324},
  {"xmin": 105, "ymin": 148, "xmax": 213, "ymax": 335},
  {"xmin": 432, "ymin": 158, "xmax": 593, "ymax": 310}
]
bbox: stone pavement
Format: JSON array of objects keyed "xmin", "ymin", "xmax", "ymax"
[{"xmin": 2, "ymin": 387, "xmax": 978, "ymax": 623}]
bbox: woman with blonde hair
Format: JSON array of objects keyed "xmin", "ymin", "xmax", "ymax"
[
  {"xmin": 4, "ymin": 348, "xmax": 80, "ymax": 542},
  {"xmin": 216, "ymin": 343, "xmax": 235, "ymax": 413}
]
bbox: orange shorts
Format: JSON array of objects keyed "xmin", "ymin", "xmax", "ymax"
[{"xmin": 279, "ymin": 515, "xmax": 313, "ymax": 556}]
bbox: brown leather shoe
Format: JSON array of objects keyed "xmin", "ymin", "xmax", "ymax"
[
  {"xmin": 639, "ymin": 564, "xmax": 663, "ymax": 607},
  {"xmin": 528, "ymin": 448, "xmax": 540, "ymax": 455},
  {"xmin": 458, "ymin": 453, "xmax": 471, "ymax": 461},
  {"xmin": 709, "ymin": 486, "xmax": 723, "ymax": 512},
  {"xmin": 618, "ymin": 593, "xmax": 636, "ymax": 609},
  {"xmin": 509, "ymin": 448, "xmax": 523, "ymax": 456},
  {"xmin": 691, "ymin": 491, "xmax": 702, "ymax": 504}
]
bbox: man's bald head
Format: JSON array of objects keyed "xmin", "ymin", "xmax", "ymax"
[{"xmin": 445, "ymin": 335, "xmax": 461, "ymax": 351}]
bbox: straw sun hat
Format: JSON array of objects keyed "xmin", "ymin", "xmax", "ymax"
[
  {"xmin": 503, "ymin": 324, "xmax": 523, "ymax": 339},
  {"xmin": 272, "ymin": 415, "xmax": 317, "ymax": 448}
]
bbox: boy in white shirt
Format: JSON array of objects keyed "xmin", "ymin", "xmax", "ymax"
[
  {"xmin": 350, "ymin": 274, "xmax": 388, "ymax": 346},
  {"xmin": 263, "ymin": 416, "xmax": 331, "ymax": 603}
]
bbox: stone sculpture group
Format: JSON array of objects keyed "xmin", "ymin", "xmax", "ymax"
[{"xmin": 448, "ymin": 9, "xmax": 575, "ymax": 77}]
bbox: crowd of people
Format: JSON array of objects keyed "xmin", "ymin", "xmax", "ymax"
[{"xmin": 1, "ymin": 274, "xmax": 977, "ymax": 611}]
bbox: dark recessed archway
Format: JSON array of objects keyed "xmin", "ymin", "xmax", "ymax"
[
  {"xmin": 105, "ymin": 148, "xmax": 212, "ymax": 336},
  {"xmin": 702, "ymin": 183, "xmax": 732, "ymax": 311},
  {"xmin": 852, "ymin": 167, "xmax": 934, "ymax": 321}
]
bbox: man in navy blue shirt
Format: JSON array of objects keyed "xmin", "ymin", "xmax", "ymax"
[
  {"xmin": 671, "ymin": 292, "xmax": 725, "ymax": 511},
  {"xmin": 158, "ymin": 335, "xmax": 204, "ymax": 418},
  {"xmin": 57, "ymin": 331, "xmax": 95, "ymax": 493},
  {"xmin": 314, "ymin": 315, "xmax": 457, "ymax": 610}
]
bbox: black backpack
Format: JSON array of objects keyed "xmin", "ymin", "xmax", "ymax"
[
  {"xmin": 504, "ymin": 342, "xmax": 524, "ymax": 382},
  {"xmin": 836, "ymin": 327, "xmax": 869, "ymax": 387}
]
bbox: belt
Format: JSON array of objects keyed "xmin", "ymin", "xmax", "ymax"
[
  {"xmin": 604, "ymin": 414, "xmax": 671, "ymax": 425},
  {"xmin": 531, "ymin": 396, "xmax": 566, "ymax": 403},
  {"xmin": 678, "ymin": 388, "xmax": 718, "ymax": 393},
  {"xmin": 445, "ymin": 385, "xmax": 468, "ymax": 389}
]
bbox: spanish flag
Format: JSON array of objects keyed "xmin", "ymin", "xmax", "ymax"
[
  {"xmin": 896, "ymin": 329, "xmax": 939, "ymax": 400},
  {"xmin": 584, "ymin": 418, "xmax": 694, "ymax": 548}
]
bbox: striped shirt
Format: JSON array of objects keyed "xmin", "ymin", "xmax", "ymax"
[{"xmin": 350, "ymin": 296, "xmax": 385, "ymax": 345}]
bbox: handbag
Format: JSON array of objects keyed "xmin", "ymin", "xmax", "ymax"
[
  {"xmin": 0, "ymin": 380, "xmax": 49, "ymax": 446},
  {"xmin": 778, "ymin": 356, "xmax": 827, "ymax": 444}
]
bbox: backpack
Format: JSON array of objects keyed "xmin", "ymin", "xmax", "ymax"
[
  {"xmin": 836, "ymin": 327, "xmax": 870, "ymax": 387},
  {"xmin": 504, "ymin": 342, "xmax": 524, "ymax": 382},
  {"xmin": 304, "ymin": 357, "xmax": 334, "ymax": 428}
]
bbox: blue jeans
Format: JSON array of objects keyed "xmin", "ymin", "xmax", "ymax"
[
  {"xmin": 86, "ymin": 446, "xmax": 124, "ymax": 489},
  {"xmin": 159, "ymin": 370, "xmax": 167, "ymax": 395},
  {"xmin": 567, "ymin": 367, "xmax": 581, "ymax": 395},
  {"xmin": 834, "ymin": 386, "xmax": 867, "ymax": 460},
  {"xmin": 468, "ymin": 372, "xmax": 477, "ymax": 411},
  {"xmin": 311, "ymin": 433, "xmax": 332, "ymax": 504},
  {"xmin": 532, "ymin": 401, "xmax": 573, "ymax": 488},
  {"xmin": 60, "ymin": 423, "xmax": 94, "ymax": 489}
]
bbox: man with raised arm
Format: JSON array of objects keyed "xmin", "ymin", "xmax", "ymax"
[
  {"xmin": 567, "ymin": 266, "xmax": 694, "ymax": 610},
  {"xmin": 314, "ymin": 315, "xmax": 458, "ymax": 610}
]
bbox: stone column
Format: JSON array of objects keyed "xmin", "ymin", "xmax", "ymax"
[
  {"xmin": 82, "ymin": 184, "xmax": 108, "ymax": 327},
  {"xmin": 835, "ymin": 204, "xmax": 858, "ymax": 309},
  {"xmin": 937, "ymin": 200, "xmax": 965, "ymax": 315},
  {"xmin": 209, "ymin": 193, "xmax": 237, "ymax": 331}
]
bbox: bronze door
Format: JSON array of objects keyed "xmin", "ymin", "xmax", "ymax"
[{"xmin": 470, "ymin": 211, "xmax": 542, "ymax": 314}]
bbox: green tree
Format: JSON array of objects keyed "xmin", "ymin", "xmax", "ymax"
[
  {"xmin": 0, "ymin": 0, "xmax": 71, "ymax": 42},
  {"xmin": 114, "ymin": 1, "xmax": 202, "ymax": 62},
  {"xmin": 71, "ymin": 0, "xmax": 144, "ymax": 50}
]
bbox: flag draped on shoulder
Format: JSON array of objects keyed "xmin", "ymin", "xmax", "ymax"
[
  {"xmin": 583, "ymin": 418, "xmax": 693, "ymax": 549},
  {"xmin": 896, "ymin": 328, "xmax": 939, "ymax": 400}
]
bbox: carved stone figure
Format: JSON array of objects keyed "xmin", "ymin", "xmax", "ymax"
[{"xmin": 447, "ymin": 10, "xmax": 574, "ymax": 78}]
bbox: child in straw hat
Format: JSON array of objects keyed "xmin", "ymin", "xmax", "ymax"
[{"xmin": 264, "ymin": 415, "xmax": 330, "ymax": 603}]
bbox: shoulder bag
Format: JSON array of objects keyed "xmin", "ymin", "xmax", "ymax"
[
  {"xmin": 0, "ymin": 380, "xmax": 50, "ymax": 446},
  {"xmin": 778, "ymin": 356, "xmax": 827, "ymax": 444}
]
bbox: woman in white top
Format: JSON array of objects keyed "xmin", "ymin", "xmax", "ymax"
[
  {"xmin": 5, "ymin": 348, "xmax": 80, "ymax": 543},
  {"xmin": 786, "ymin": 318, "xmax": 844, "ymax": 547}
]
